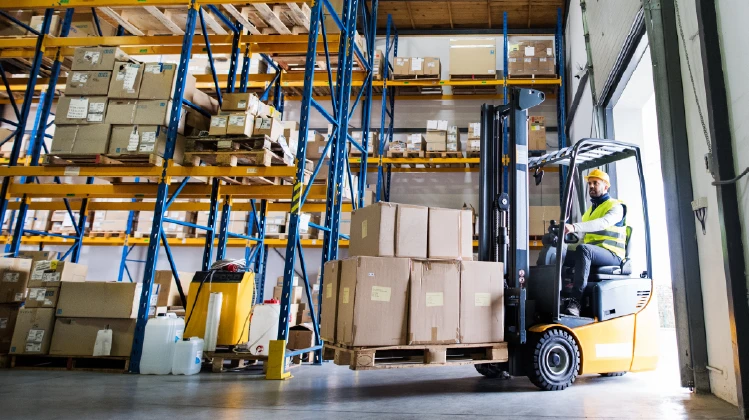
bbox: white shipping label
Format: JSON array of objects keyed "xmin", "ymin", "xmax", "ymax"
[
  {"xmin": 41, "ymin": 272, "xmax": 60, "ymax": 283},
  {"xmin": 371, "ymin": 286, "xmax": 391, "ymax": 302},
  {"xmin": 89, "ymin": 102, "xmax": 106, "ymax": 114},
  {"xmin": 361, "ymin": 220, "xmax": 368, "ymax": 238},
  {"xmin": 228, "ymin": 115, "xmax": 246, "ymax": 126},
  {"xmin": 145, "ymin": 64, "xmax": 161, "ymax": 74},
  {"xmin": 474, "ymin": 292, "xmax": 491, "ymax": 307},
  {"xmin": 472, "ymin": 123, "xmax": 481, "ymax": 136},
  {"xmin": 127, "ymin": 129, "xmax": 140, "ymax": 152},
  {"xmin": 425, "ymin": 292, "xmax": 444, "ymax": 307},
  {"xmin": 524, "ymin": 46, "xmax": 535, "ymax": 56},
  {"xmin": 83, "ymin": 51, "xmax": 101, "ymax": 64},
  {"xmin": 71, "ymin": 72, "xmax": 89, "ymax": 83},
  {"xmin": 237, "ymin": 100, "xmax": 247, "ymax": 108},
  {"xmin": 211, "ymin": 117, "xmax": 227, "ymax": 127},
  {"xmin": 326, "ymin": 282, "xmax": 333, "ymax": 299},
  {"xmin": 66, "ymin": 98, "xmax": 89, "ymax": 119},
  {"xmin": 26, "ymin": 343, "xmax": 42, "ymax": 353},
  {"xmin": 141, "ymin": 131, "xmax": 156, "ymax": 144},
  {"xmin": 411, "ymin": 58, "xmax": 424, "ymax": 71},
  {"xmin": 93, "ymin": 329, "xmax": 113, "ymax": 356},
  {"xmin": 87, "ymin": 113, "xmax": 103, "ymax": 122},
  {"xmin": 44, "ymin": 299, "xmax": 53, "ymax": 306},
  {"xmin": 342, "ymin": 287, "xmax": 350, "ymax": 304},
  {"xmin": 123, "ymin": 65, "xmax": 139, "ymax": 91},
  {"xmin": 31, "ymin": 261, "xmax": 51, "ymax": 280},
  {"xmin": 427, "ymin": 61, "xmax": 436, "ymax": 68},
  {"xmin": 469, "ymin": 140, "xmax": 481, "ymax": 147},
  {"xmin": 3, "ymin": 272, "xmax": 19, "ymax": 283},
  {"xmin": 26, "ymin": 329, "xmax": 45, "ymax": 343},
  {"xmin": 139, "ymin": 144, "xmax": 155, "ymax": 152},
  {"xmin": 0, "ymin": 318, "xmax": 7, "ymax": 329},
  {"xmin": 547, "ymin": 48, "xmax": 553, "ymax": 56},
  {"xmin": 14, "ymin": 292, "xmax": 24, "ymax": 302}
]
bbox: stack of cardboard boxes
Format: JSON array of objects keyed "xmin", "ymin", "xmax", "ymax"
[
  {"xmin": 372, "ymin": 50, "xmax": 385, "ymax": 80},
  {"xmin": 392, "ymin": 57, "xmax": 441, "ymax": 79},
  {"xmin": 136, "ymin": 210, "xmax": 193, "ymax": 238},
  {"xmin": 349, "ymin": 130, "xmax": 379, "ymax": 156},
  {"xmin": 528, "ymin": 116, "xmax": 547, "ymax": 151},
  {"xmin": 321, "ymin": 202, "xmax": 504, "ymax": 348},
  {"xmin": 507, "ymin": 40, "xmax": 556, "ymax": 77},
  {"xmin": 207, "ymin": 92, "xmax": 270, "ymax": 138},
  {"xmin": 272, "ymin": 276, "xmax": 320, "ymax": 326},
  {"xmin": 51, "ymin": 47, "xmax": 215, "ymax": 163},
  {"xmin": 405, "ymin": 134, "xmax": 421, "ymax": 152},
  {"xmin": 467, "ymin": 122, "xmax": 481, "ymax": 152},
  {"xmin": 423, "ymin": 120, "xmax": 450, "ymax": 152}
]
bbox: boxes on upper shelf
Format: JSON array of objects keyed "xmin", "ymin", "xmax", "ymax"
[
  {"xmin": 226, "ymin": 113, "xmax": 255, "ymax": 136},
  {"xmin": 409, "ymin": 57, "xmax": 424, "ymax": 76},
  {"xmin": 71, "ymin": 47, "xmax": 129, "ymax": 71},
  {"xmin": 426, "ymin": 120, "xmax": 449, "ymax": 131},
  {"xmin": 393, "ymin": 57, "xmax": 410, "ymax": 76},
  {"xmin": 55, "ymin": 96, "xmax": 108, "ymax": 125},
  {"xmin": 221, "ymin": 92, "xmax": 260, "ymax": 114},
  {"xmin": 108, "ymin": 125, "xmax": 186, "ymax": 162},
  {"xmin": 0, "ymin": 258, "xmax": 33, "ymax": 304},
  {"xmin": 139, "ymin": 63, "xmax": 179, "ymax": 100},
  {"xmin": 50, "ymin": 124, "xmax": 111, "ymax": 154},
  {"xmin": 449, "ymin": 38, "xmax": 497, "ymax": 77},
  {"xmin": 428, "ymin": 207, "xmax": 473, "ymax": 260},
  {"xmin": 254, "ymin": 116, "xmax": 283, "ymax": 141},
  {"xmin": 209, "ymin": 115, "xmax": 228, "ymax": 136},
  {"xmin": 65, "ymin": 71, "xmax": 112, "ymax": 96},
  {"xmin": 349, "ymin": 202, "xmax": 428, "ymax": 258},
  {"xmin": 468, "ymin": 122, "xmax": 481, "ymax": 140},
  {"xmin": 108, "ymin": 61, "xmax": 144, "ymax": 99}
]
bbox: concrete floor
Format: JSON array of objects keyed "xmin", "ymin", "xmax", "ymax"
[{"xmin": 0, "ymin": 330, "xmax": 740, "ymax": 420}]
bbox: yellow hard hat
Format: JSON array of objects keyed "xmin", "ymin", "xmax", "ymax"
[{"xmin": 585, "ymin": 168, "xmax": 610, "ymax": 187}]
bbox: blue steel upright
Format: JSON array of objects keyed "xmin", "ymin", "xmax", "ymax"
[
  {"xmin": 556, "ymin": 8, "xmax": 568, "ymax": 203},
  {"xmin": 357, "ymin": 0, "xmax": 378, "ymax": 208},
  {"xmin": 129, "ymin": 0, "xmax": 199, "ymax": 373}
]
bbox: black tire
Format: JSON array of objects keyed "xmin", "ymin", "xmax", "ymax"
[
  {"xmin": 475, "ymin": 363, "xmax": 510, "ymax": 379},
  {"xmin": 528, "ymin": 328, "xmax": 580, "ymax": 391},
  {"xmin": 600, "ymin": 371, "xmax": 626, "ymax": 377}
]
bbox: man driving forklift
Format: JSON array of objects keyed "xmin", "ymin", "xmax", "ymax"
[{"xmin": 561, "ymin": 169, "xmax": 627, "ymax": 317}]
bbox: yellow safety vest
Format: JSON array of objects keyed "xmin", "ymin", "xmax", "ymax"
[{"xmin": 582, "ymin": 198, "xmax": 627, "ymax": 260}]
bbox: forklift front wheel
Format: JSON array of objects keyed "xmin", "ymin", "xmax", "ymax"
[{"xmin": 528, "ymin": 328, "xmax": 580, "ymax": 391}]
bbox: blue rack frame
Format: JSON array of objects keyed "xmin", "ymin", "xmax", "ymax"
[{"xmin": 375, "ymin": 15, "xmax": 398, "ymax": 202}]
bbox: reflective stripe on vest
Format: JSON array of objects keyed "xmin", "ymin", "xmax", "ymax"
[{"xmin": 582, "ymin": 198, "xmax": 627, "ymax": 259}]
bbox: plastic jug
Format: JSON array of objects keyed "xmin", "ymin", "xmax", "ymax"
[
  {"xmin": 247, "ymin": 300, "xmax": 281, "ymax": 356},
  {"xmin": 172, "ymin": 337, "xmax": 204, "ymax": 375},
  {"xmin": 140, "ymin": 313, "xmax": 185, "ymax": 375}
]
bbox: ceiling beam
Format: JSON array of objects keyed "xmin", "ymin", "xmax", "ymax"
[
  {"xmin": 447, "ymin": 2, "xmax": 454, "ymax": 29},
  {"xmin": 144, "ymin": 6, "xmax": 185, "ymax": 35},
  {"xmin": 487, "ymin": 1, "xmax": 492, "ymax": 28},
  {"xmin": 405, "ymin": 2, "xmax": 416, "ymax": 30}
]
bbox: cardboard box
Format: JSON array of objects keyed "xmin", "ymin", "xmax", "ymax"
[
  {"xmin": 154, "ymin": 270, "xmax": 194, "ymax": 307},
  {"xmin": 50, "ymin": 124, "xmax": 111, "ymax": 154},
  {"xmin": 409, "ymin": 57, "xmax": 424, "ymax": 76},
  {"xmin": 65, "ymin": 71, "xmax": 112, "ymax": 96},
  {"xmin": 529, "ymin": 116, "xmax": 546, "ymax": 150},
  {"xmin": 0, "ymin": 304, "xmax": 20, "ymax": 353},
  {"xmin": 50, "ymin": 318, "xmax": 136, "ymax": 357},
  {"xmin": 395, "ymin": 204, "xmax": 428, "ymax": 258},
  {"xmin": 507, "ymin": 58, "xmax": 524, "ymax": 76},
  {"xmin": 108, "ymin": 125, "xmax": 186, "ymax": 161},
  {"xmin": 56, "ymin": 282, "xmax": 159, "ymax": 319},
  {"xmin": 449, "ymin": 38, "xmax": 496, "ymax": 77},
  {"xmin": 320, "ymin": 260, "xmax": 340, "ymax": 342},
  {"xmin": 69, "ymin": 13, "xmax": 116, "ymax": 37},
  {"xmin": 524, "ymin": 57, "xmax": 539, "ymax": 75},
  {"xmin": 139, "ymin": 63, "xmax": 178, "ymax": 100},
  {"xmin": 9, "ymin": 308, "xmax": 55, "ymax": 355},
  {"xmin": 134, "ymin": 100, "xmax": 181, "ymax": 126},
  {"xmin": 428, "ymin": 207, "xmax": 473, "ymax": 260},
  {"xmin": 55, "ymin": 96, "xmax": 108, "ymax": 125},
  {"xmin": 104, "ymin": 100, "xmax": 138, "ymax": 124},
  {"xmin": 287, "ymin": 323, "xmax": 315, "ymax": 350},
  {"xmin": 349, "ymin": 202, "xmax": 397, "ymax": 257},
  {"xmin": 26, "ymin": 287, "xmax": 61, "ymax": 309},
  {"xmin": 424, "ymin": 141, "xmax": 447, "ymax": 152},
  {"xmin": 209, "ymin": 115, "xmax": 228, "ymax": 136},
  {"xmin": 254, "ymin": 116, "xmax": 283, "ymax": 141},
  {"xmin": 221, "ymin": 92, "xmax": 260, "ymax": 113},
  {"xmin": 108, "ymin": 61, "xmax": 143, "ymax": 98},
  {"xmin": 393, "ymin": 57, "xmax": 410, "ymax": 76},
  {"xmin": 424, "ymin": 131, "xmax": 447, "ymax": 143},
  {"xmin": 529, "ymin": 206, "xmax": 560, "ymax": 236},
  {"xmin": 0, "ymin": 11, "xmax": 32, "ymax": 36},
  {"xmin": 91, "ymin": 219, "xmax": 128, "ymax": 232},
  {"xmin": 533, "ymin": 40, "xmax": 555, "ymax": 58},
  {"xmin": 17, "ymin": 251, "xmax": 56, "ymax": 265},
  {"xmin": 226, "ymin": 113, "xmax": 255, "ymax": 136},
  {"xmin": 0, "ymin": 258, "xmax": 33, "ymax": 303},
  {"xmin": 28, "ymin": 260, "xmax": 87, "ymax": 288},
  {"xmin": 460, "ymin": 261, "xmax": 504, "ymax": 343},
  {"xmin": 276, "ymin": 275, "xmax": 300, "ymax": 287},
  {"xmin": 423, "ymin": 57, "xmax": 440, "ymax": 76},
  {"xmin": 30, "ymin": 14, "xmax": 60, "ymax": 36},
  {"xmin": 537, "ymin": 57, "xmax": 556, "ymax": 76},
  {"xmin": 337, "ymin": 257, "xmax": 410, "ymax": 346},
  {"xmin": 305, "ymin": 131, "xmax": 328, "ymax": 159},
  {"xmin": 273, "ymin": 286, "xmax": 304, "ymax": 304},
  {"xmin": 468, "ymin": 122, "xmax": 481, "ymax": 139},
  {"xmin": 71, "ymin": 47, "xmax": 129, "ymax": 71},
  {"xmin": 409, "ymin": 260, "xmax": 460, "ymax": 344}
]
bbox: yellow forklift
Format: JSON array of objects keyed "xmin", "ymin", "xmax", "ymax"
[{"xmin": 475, "ymin": 89, "xmax": 659, "ymax": 390}]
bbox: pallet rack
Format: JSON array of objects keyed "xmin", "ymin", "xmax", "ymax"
[{"xmin": 0, "ymin": 1, "xmax": 565, "ymax": 379}]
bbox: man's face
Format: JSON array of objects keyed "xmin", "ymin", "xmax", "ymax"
[{"xmin": 588, "ymin": 178, "xmax": 609, "ymax": 198}]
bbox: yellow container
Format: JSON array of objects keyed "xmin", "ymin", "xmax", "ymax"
[{"xmin": 184, "ymin": 271, "xmax": 255, "ymax": 347}]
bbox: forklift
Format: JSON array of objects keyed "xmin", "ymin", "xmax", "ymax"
[{"xmin": 476, "ymin": 88, "xmax": 659, "ymax": 390}]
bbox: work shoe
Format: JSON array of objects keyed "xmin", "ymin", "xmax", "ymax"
[{"xmin": 563, "ymin": 298, "xmax": 581, "ymax": 317}]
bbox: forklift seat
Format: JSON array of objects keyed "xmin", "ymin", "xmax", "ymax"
[{"xmin": 588, "ymin": 226, "xmax": 633, "ymax": 281}]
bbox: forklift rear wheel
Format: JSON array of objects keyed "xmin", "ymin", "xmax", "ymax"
[
  {"xmin": 529, "ymin": 328, "xmax": 580, "ymax": 391},
  {"xmin": 600, "ymin": 372, "xmax": 626, "ymax": 377},
  {"xmin": 475, "ymin": 363, "xmax": 510, "ymax": 379}
]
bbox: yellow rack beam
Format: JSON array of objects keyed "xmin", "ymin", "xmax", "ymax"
[
  {"xmin": 6, "ymin": 201, "xmax": 353, "ymax": 213},
  {"xmin": 7, "ymin": 183, "xmax": 327, "ymax": 199},
  {"xmin": 0, "ymin": 0, "xmax": 306, "ymax": 9},
  {"xmin": 0, "ymin": 165, "xmax": 298, "ymax": 178}
]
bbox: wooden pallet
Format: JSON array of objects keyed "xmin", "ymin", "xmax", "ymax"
[
  {"xmin": 185, "ymin": 149, "xmax": 291, "ymax": 167},
  {"xmin": 43, "ymin": 153, "xmax": 164, "ymax": 167},
  {"xmin": 10, "ymin": 354, "xmax": 130, "ymax": 373},
  {"xmin": 88, "ymin": 231, "xmax": 127, "ymax": 238},
  {"xmin": 186, "ymin": 134, "xmax": 273, "ymax": 153},
  {"xmin": 105, "ymin": 153, "xmax": 165, "ymax": 166},
  {"xmin": 507, "ymin": 73, "xmax": 558, "ymax": 79},
  {"xmin": 203, "ymin": 350, "xmax": 266, "ymax": 373},
  {"xmin": 133, "ymin": 231, "xmax": 187, "ymax": 239},
  {"xmin": 449, "ymin": 74, "xmax": 498, "ymax": 80},
  {"xmin": 392, "ymin": 74, "xmax": 440, "ymax": 80},
  {"xmin": 324, "ymin": 342, "xmax": 508, "ymax": 371},
  {"xmin": 387, "ymin": 150, "xmax": 424, "ymax": 158}
]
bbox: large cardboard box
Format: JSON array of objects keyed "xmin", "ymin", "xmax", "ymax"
[
  {"xmin": 305, "ymin": 131, "xmax": 329, "ymax": 159},
  {"xmin": 337, "ymin": 257, "xmax": 410, "ymax": 346},
  {"xmin": 226, "ymin": 113, "xmax": 255, "ymax": 136},
  {"xmin": 28, "ymin": 260, "xmax": 87, "ymax": 288},
  {"xmin": 9, "ymin": 308, "xmax": 55, "ymax": 355},
  {"xmin": 209, "ymin": 115, "xmax": 228, "ymax": 136},
  {"xmin": 409, "ymin": 260, "xmax": 460, "ymax": 344},
  {"xmin": 409, "ymin": 57, "xmax": 424, "ymax": 76},
  {"xmin": 287, "ymin": 323, "xmax": 315, "ymax": 350},
  {"xmin": 154, "ymin": 270, "xmax": 194, "ymax": 307},
  {"xmin": 108, "ymin": 125, "xmax": 186, "ymax": 162},
  {"xmin": 139, "ymin": 63, "xmax": 178, "ymax": 100},
  {"xmin": 349, "ymin": 202, "xmax": 397, "ymax": 257},
  {"xmin": 395, "ymin": 204, "xmax": 428, "ymax": 258},
  {"xmin": 0, "ymin": 304, "xmax": 20, "ymax": 353},
  {"xmin": 16, "ymin": 251, "xmax": 56, "ymax": 264},
  {"xmin": 50, "ymin": 124, "xmax": 111, "ymax": 154},
  {"xmin": 26, "ymin": 287, "xmax": 61, "ymax": 309},
  {"xmin": 460, "ymin": 261, "xmax": 504, "ymax": 343},
  {"xmin": 424, "ymin": 131, "xmax": 447, "ymax": 143},
  {"xmin": 320, "ymin": 260, "xmax": 340, "ymax": 343},
  {"xmin": 221, "ymin": 92, "xmax": 260, "ymax": 113},
  {"xmin": 0, "ymin": 11, "xmax": 32, "ymax": 36},
  {"xmin": 0, "ymin": 258, "xmax": 33, "ymax": 303},
  {"xmin": 393, "ymin": 57, "xmax": 410, "ymax": 76},
  {"xmin": 65, "ymin": 71, "xmax": 112, "ymax": 96},
  {"xmin": 105, "ymin": 100, "xmax": 138, "ymax": 124},
  {"xmin": 529, "ymin": 206, "xmax": 560, "ymax": 236},
  {"xmin": 449, "ymin": 38, "xmax": 496, "ymax": 77},
  {"xmin": 50, "ymin": 318, "xmax": 136, "ymax": 357},
  {"xmin": 428, "ymin": 207, "xmax": 473, "ymax": 260},
  {"xmin": 536, "ymin": 57, "xmax": 556, "ymax": 76},
  {"xmin": 30, "ymin": 14, "xmax": 61, "ymax": 36},
  {"xmin": 108, "ymin": 61, "xmax": 143, "ymax": 99},
  {"xmin": 254, "ymin": 116, "xmax": 283, "ymax": 141},
  {"xmin": 507, "ymin": 58, "xmax": 524, "ymax": 77},
  {"xmin": 69, "ymin": 13, "xmax": 116, "ymax": 37},
  {"xmin": 134, "ymin": 100, "xmax": 180, "ymax": 126},
  {"xmin": 56, "ymin": 282, "xmax": 159, "ymax": 319},
  {"xmin": 529, "ymin": 116, "xmax": 546, "ymax": 150},
  {"xmin": 533, "ymin": 40, "xmax": 555, "ymax": 58},
  {"xmin": 423, "ymin": 57, "xmax": 440, "ymax": 76},
  {"xmin": 71, "ymin": 47, "xmax": 128, "ymax": 71},
  {"xmin": 55, "ymin": 96, "xmax": 108, "ymax": 125},
  {"xmin": 273, "ymin": 286, "xmax": 303, "ymax": 304}
]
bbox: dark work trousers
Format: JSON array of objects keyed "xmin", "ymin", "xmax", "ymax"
[{"xmin": 563, "ymin": 244, "xmax": 622, "ymax": 300}]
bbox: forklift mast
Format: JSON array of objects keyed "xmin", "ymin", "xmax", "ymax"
[{"xmin": 478, "ymin": 88, "xmax": 545, "ymax": 345}]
